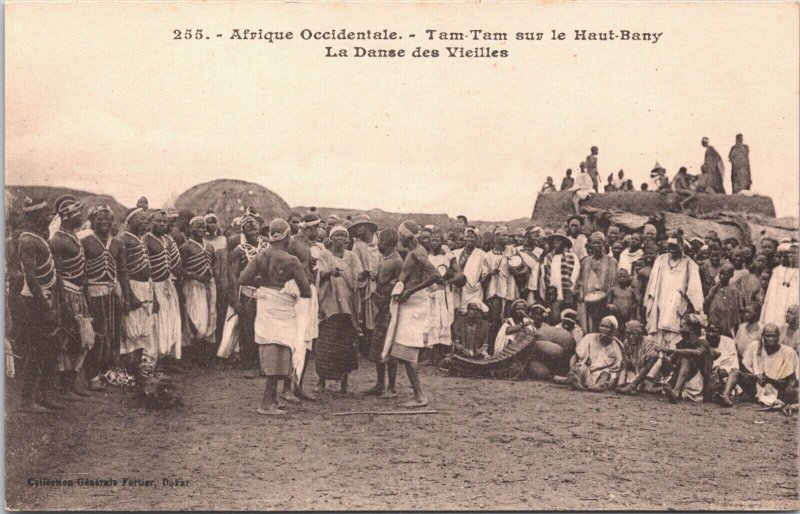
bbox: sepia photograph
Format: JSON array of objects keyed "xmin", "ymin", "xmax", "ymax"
[{"xmin": 4, "ymin": 1, "xmax": 799, "ymax": 511}]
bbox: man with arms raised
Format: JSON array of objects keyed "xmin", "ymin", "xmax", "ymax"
[{"xmin": 239, "ymin": 219, "xmax": 311, "ymax": 416}]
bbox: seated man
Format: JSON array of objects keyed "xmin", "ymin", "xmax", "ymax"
[
  {"xmin": 493, "ymin": 299, "xmax": 531, "ymax": 356},
  {"xmin": 714, "ymin": 323, "xmax": 799, "ymax": 412},
  {"xmin": 617, "ymin": 320, "xmax": 659, "ymax": 389},
  {"xmin": 705, "ymin": 321, "xmax": 740, "ymax": 399},
  {"xmin": 451, "ymin": 301, "xmax": 490, "ymax": 359},
  {"xmin": 554, "ymin": 316, "xmax": 624, "ymax": 392},
  {"xmin": 661, "ymin": 314, "xmax": 712, "ymax": 404}
]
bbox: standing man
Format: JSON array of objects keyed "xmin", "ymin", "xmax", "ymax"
[
  {"xmin": 145, "ymin": 210, "xmax": 182, "ymax": 368},
  {"xmin": 228, "ymin": 216, "xmax": 268, "ymax": 376},
  {"xmin": 453, "ymin": 227, "xmax": 486, "ymax": 314},
  {"xmin": 702, "ymin": 137, "xmax": 726, "ymax": 194},
  {"xmin": 385, "ymin": 220, "xmax": 442, "ymax": 408},
  {"xmin": 204, "ymin": 213, "xmax": 229, "ymax": 346},
  {"xmin": 49, "ymin": 195, "xmax": 93, "ymax": 399},
  {"xmin": 17, "ymin": 197, "xmax": 62, "ymax": 412},
  {"xmin": 119, "ymin": 208, "xmax": 159, "ymax": 382},
  {"xmin": 705, "ymin": 263, "xmax": 744, "ymax": 338},
  {"xmin": 350, "ymin": 214, "xmax": 381, "ymax": 354},
  {"xmin": 644, "ymin": 232, "xmax": 704, "ymax": 347},
  {"xmin": 481, "ymin": 225, "xmax": 520, "ymax": 349},
  {"xmin": 239, "ymin": 218, "xmax": 312, "ymax": 416},
  {"xmin": 540, "ymin": 229, "xmax": 580, "ymax": 311},
  {"xmin": 180, "ymin": 216, "xmax": 217, "ymax": 364},
  {"xmin": 82, "ymin": 206, "xmax": 130, "ymax": 391},
  {"xmin": 566, "ymin": 215, "xmax": 588, "ymax": 261},
  {"xmin": 728, "ymin": 134, "xmax": 751, "ymax": 194},
  {"xmin": 585, "ymin": 146, "xmax": 600, "ymax": 192},
  {"xmin": 365, "ymin": 229, "xmax": 404, "ymax": 397},
  {"xmin": 285, "ymin": 212, "xmax": 321, "ymax": 400},
  {"xmin": 618, "ymin": 232, "xmax": 643, "ymax": 274},
  {"xmin": 575, "ymin": 232, "xmax": 618, "ymax": 334}
]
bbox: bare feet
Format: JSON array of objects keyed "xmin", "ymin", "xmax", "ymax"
[
  {"xmin": 616, "ymin": 383, "xmax": 639, "ymax": 396},
  {"xmin": 402, "ymin": 397, "xmax": 429, "ymax": 408},
  {"xmin": 38, "ymin": 396, "xmax": 66, "ymax": 411},
  {"xmin": 663, "ymin": 385, "xmax": 679, "ymax": 404},
  {"xmin": 57, "ymin": 389, "xmax": 83, "ymax": 402},
  {"xmin": 379, "ymin": 389, "xmax": 398, "ymax": 399},
  {"xmin": 280, "ymin": 390, "xmax": 301, "ymax": 403},
  {"xmin": 244, "ymin": 369, "xmax": 263, "ymax": 380},
  {"xmin": 256, "ymin": 406, "xmax": 286, "ymax": 416},
  {"xmin": 363, "ymin": 385, "xmax": 385, "ymax": 396},
  {"xmin": 295, "ymin": 389, "xmax": 317, "ymax": 402},
  {"xmin": 22, "ymin": 402, "xmax": 53, "ymax": 413},
  {"xmin": 552, "ymin": 375, "xmax": 570, "ymax": 385}
]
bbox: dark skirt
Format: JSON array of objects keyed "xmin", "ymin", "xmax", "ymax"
[
  {"xmin": 367, "ymin": 296, "xmax": 393, "ymax": 364},
  {"xmin": 316, "ymin": 314, "xmax": 358, "ymax": 380},
  {"xmin": 86, "ymin": 292, "xmax": 121, "ymax": 378}
]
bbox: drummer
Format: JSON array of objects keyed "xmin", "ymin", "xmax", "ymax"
[{"xmin": 575, "ymin": 232, "xmax": 618, "ymax": 333}]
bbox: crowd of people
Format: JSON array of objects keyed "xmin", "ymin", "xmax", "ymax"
[
  {"xmin": 6, "ymin": 180, "xmax": 799, "ymax": 417},
  {"xmin": 540, "ymin": 136, "xmax": 754, "ymax": 212}
]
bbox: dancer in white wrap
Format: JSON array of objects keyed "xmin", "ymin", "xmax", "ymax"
[{"xmin": 239, "ymin": 218, "xmax": 311, "ymax": 416}]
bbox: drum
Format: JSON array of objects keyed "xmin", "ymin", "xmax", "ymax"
[
  {"xmin": 508, "ymin": 254, "xmax": 525, "ymax": 275},
  {"xmin": 584, "ymin": 290, "xmax": 607, "ymax": 304}
]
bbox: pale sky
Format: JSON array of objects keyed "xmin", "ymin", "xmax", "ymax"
[{"xmin": 5, "ymin": 2, "xmax": 799, "ymax": 221}]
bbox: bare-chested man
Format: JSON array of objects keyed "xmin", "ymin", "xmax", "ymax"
[
  {"xmin": 229, "ymin": 216, "xmax": 268, "ymax": 377},
  {"xmin": 239, "ymin": 218, "xmax": 311, "ymax": 416},
  {"xmin": 180, "ymin": 217, "xmax": 218, "ymax": 365},
  {"xmin": 119, "ymin": 208, "xmax": 159, "ymax": 381},
  {"xmin": 48, "ymin": 195, "xmax": 93, "ymax": 400},
  {"xmin": 82, "ymin": 206, "xmax": 132, "ymax": 390},
  {"xmin": 17, "ymin": 198, "xmax": 63, "ymax": 412},
  {"xmin": 386, "ymin": 220, "xmax": 442, "ymax": 407}
]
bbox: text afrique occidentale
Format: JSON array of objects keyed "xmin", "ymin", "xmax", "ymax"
[{"xmin": 173, "ymin": 28, "xmax": 664, "ymax": 58}]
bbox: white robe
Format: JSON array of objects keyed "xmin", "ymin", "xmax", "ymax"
[
  {"xmin": 453, "ymin": 247, "xmax": 485, "ymax": 312},
  {"xmin": 644, "ymin": 255, "xmax": 704, "ymax": 336},
  {"xmin": 760, "ymin": 266, "xmax": 799, "ymax": 326}
]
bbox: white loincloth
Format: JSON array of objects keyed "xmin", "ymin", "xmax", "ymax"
[
  {"xmin": 294, "ymin": 284, "xmax": 319, "ymax": 352},
  {"xmin": 256, "ymin": 282, "xmax": 305, "ymax": 381},
  {"xmin": 392, "ymin": 290, "xmax": 430, "ymax": 349},
  {"xmin": 182, "ymin": 278, "xmax": 217, "ymax": 345},
  {"xmin": 121, "ymin": 280, "xmax": 155, "ymax": 358},
  {"xmin": 152, "ymin": 279, "xmax": 181, "ymax": 357}
]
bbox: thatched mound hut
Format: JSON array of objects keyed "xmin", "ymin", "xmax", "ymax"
[
  {"xmin": 5, "ymin": 186, "xmax": 128, "ymax": 232},
  {"xmin": 176, "ymin": 179, "xmax": 290, "ymax": 227}
]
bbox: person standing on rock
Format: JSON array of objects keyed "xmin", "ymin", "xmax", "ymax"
[
  {"xmin": 702, "ymin": 137, "xmax": 726, "ymax": 194},
  {"xmin": 728, "ymin": 133, "xmax": 751, "ymax": 194},
  {"xmin": 585, "ymin": 146, "xmax": 600, "ymax": 192}
]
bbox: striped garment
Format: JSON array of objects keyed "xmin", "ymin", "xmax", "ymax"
[{"xmin": 541, "ymin": 251, "xmax": 577, "ymax": 295}]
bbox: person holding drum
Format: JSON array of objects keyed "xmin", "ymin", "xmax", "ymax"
[{"xmin": 575, "ymin": 232, "xmax": 618, "ymax": 334}]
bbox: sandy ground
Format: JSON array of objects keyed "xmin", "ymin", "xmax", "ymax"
[{"xmin": 5, "ymin": 357, "xmax": 800, "ymax": 511}]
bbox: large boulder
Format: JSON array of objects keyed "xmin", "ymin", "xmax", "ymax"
[
  {"xmin": 176, "ymin": 179, "xmax": 290, "ymax": 227},
  {"xmin": 531, "ymin": 191, "xmax": 776, "ymax": 230}
]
